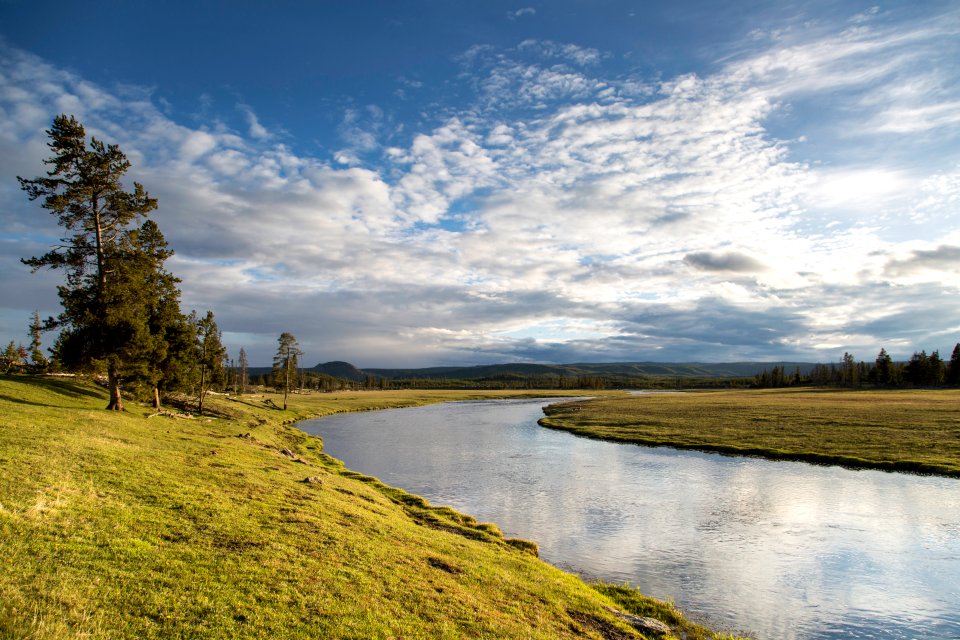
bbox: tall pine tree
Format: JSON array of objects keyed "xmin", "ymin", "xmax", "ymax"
[
  {"xmin": 948, "ymin": 343, "xmax": 960, "ymax": 386},
  {"xmin": 19, "ymin": 115, "xmax": 161, "ymax": 410},
  {"xmin": 27, "ymin": 310, "xmax": 48, "ymax": 371},
  {"xmin": 122, "ymin": 220, "xmax": 195, "ymax": 409},
  {"xmin": 273, "ymin": 332, "xmax": 300, "ymax": 410},
  {"xmin": 875, "ymin": 348, "xmax": 893, "ymax": 387},
  {"xmin": 194, "ymin": 311, "xmax": 225, "ymax": 416}
]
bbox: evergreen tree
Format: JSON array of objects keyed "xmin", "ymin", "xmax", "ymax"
[
  {"xmin": 19, "ymin": 115, "xmax": 159, "ymax": 410},
  {"xmin": 754, "ymin": 369, "xmax": 770, "ymax": 388},
  {"xmin": 194, "ymin": 311, "xmax": 225, "ymax": 416},
  {"xmin": 904, "ymin": 351, "xmax": 930, "ymax": 387},
  {"xmin": 948, "ymin": 343, "xmax": 960, "ymax": 386},
  {"xmin": 875, "ymin": 348, "xmax": 893, "ymax": 387},
  {"xmin": 772, "ymin": 365, "xmax": 785, "ymax": 387},
  {"xmin": 857, "ymin": 360, "xmax": 869, "ymax": 387},
  {"xmin": 116, "ymin": 220, "xmax": 193, "ymax": 409},
  {"xmin": 273, "ymin": 332, "xmax": 300, "ymax": 410},
  {"xmin": 838, "ymin": 352, "xmax": 858, "ymax": 387},
  {"xmin": 155, "ymin": 313, "xmax": 198, "ymax": 402},
  {"xmin": 929, "ymin": 350, "xmax": 946, "ymax": 386},
  {"xmin": 28, "ymin": 310, "xmax": 49, "ymax": 371},
  {"xmin": 809, "ymin": 363, "xmax": 833, "ymax": 386},
  {"xmin": 889, "ymin": 361, "xmax": 904, "ymax": 387},
  {"xmin": 2, "ymin": 341, "xmax": 22, "ymax": 373}
]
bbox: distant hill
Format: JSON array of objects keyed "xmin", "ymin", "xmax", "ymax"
[
  {"xmin": 311, "ymin": 361, "xmax": 818, "ymax": 381},
  {"xmin": 363, "ymin": 363, "xmax": 573, "ymax": 380},
  {"xmin": 246, "ymin": 361, "xmax": 364, "ymax": 382},
  {"xmin": 313, "ymin": 361, "xmax": 367, "ymax": 381}
]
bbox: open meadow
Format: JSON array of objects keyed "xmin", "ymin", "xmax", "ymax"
[
  {"xmin": 540, "ymin": 388, "xmax": 960, "ymax": 476},
  {"xmin": 0, "ymin": 375, "xmax": 737, "ymax": 640}
]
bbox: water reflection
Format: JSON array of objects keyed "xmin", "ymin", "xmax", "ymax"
[{"xmin": 299, "ymin": 398, "xmax": 960, "ymax": 640}]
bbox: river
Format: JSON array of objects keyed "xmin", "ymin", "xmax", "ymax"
[{"xmin": 298, "ymin": 397, "xmax": 960, "ymax": 640}]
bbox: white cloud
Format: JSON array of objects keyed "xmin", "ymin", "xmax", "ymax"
[
  {"xmin": 724, "ymin": 8, "xmax": 960, "ymax": 146},
  {"xmin": 507, "ymin": 7, "xmax": 536, "ymax": 21},
  {"xmin": 517, "ymin": 39, "xmax": 602, "ymax": 66},
  {"xmin": 238, "ymin": 104, "xmax": 270, "ymax": 140},
  {"xmin": 868, "ymin": 100, "xmax": 960, "ymax": 134},
  {"xmin": 477, "ymin": 60, "xmax": 601, "ymax": 109},
  {"xmin": 806, "ymin": 168, "xmax": 912, "ymax": 210},
  {"xmin": 206, "ymin": 148, "xmax": 250, "ymax": 176},
  {"xmin": 179, "ymin": 130, "xmax": 218, "ymax": 161},
  {"xmin": 914, "ymin": 166, "xmax": 960, "ymax": 218}
]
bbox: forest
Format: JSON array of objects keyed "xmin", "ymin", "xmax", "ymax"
[{"xmin": 751, "ymin": 346, "xmax": 960, "ymax": 389}]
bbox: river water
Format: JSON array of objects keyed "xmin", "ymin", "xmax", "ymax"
[{"xmin": 298, "ymin": 397, "xmax": 960, "ymax": 639}]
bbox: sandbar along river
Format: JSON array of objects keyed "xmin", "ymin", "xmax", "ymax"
[{"xmin": 298, "ymin": 397, "xmax": 960, "ymax": 640}]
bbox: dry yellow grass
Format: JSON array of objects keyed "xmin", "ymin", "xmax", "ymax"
[{"xmin": 540, "ymin": 388, "xmax": 960, "ymax": 475}]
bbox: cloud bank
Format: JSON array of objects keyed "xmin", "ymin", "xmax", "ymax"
[{"xmin": 1, "ymin": 7, "xmax": 959, "ymax": 366}]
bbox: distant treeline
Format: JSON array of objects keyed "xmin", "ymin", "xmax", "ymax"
[
  {"xmin": 247, "ymin": 370, "xmax": 743, "ymax": 391},
  {"xmin": 249, "ymin": 370, "xmax": 355, "ymax": 392},
  {"xmin": 751, "ymin": 345, "xmax": 960, "ymax": 389},
  {"xmin": 243, "ymin": 346, "xmax": 960, "ymax": 392},
  {"xmin": 254, "ymin": 372, "xmax": 760, "ymax": 391},
  {"xmin": 247, "ymin": 371, "xmax": 609, "ymax": 391}
]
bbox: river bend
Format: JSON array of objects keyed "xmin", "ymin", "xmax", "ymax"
[{"xmin": 298, "ymin": 397, "xmax": 960, "ymax": 640}]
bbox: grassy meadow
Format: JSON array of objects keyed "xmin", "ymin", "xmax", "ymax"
[
  {"xmin": 540, "ymin": 388, "xmax": 960, "ymax": 476},
  {"xmin": 0, "ymin": 375, "xmax": 737, "ymax": 640}
]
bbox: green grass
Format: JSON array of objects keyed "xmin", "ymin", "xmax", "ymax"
[
  {"xmin": 0, "ymin": 375, "xmax": 739, "ymax": 639},
  {"xmin": 539, "ymin": 388, "xmax": 960, "ymax": 476}
]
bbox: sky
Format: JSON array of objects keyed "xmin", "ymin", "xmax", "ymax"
[{"xmin": 1, "ymin": 1, "xmax": 959, "ymax": 368}]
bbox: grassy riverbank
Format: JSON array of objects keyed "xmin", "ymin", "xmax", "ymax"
[
  {"xmin": 540, "ymin": 388, "xmax": 960, "ymax": 476},
  {"xmin": 0, "ymin": 376, "xmax": 737, "ymax": 639}
]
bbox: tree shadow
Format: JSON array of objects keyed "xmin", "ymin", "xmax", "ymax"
[
  {"xmin": 0, "ymin": 376, "xmax": 106, "ymax": 409},
  {"xmin": 35, "ymin": 377, "xmax": 106, "ymax": 400},
  {"xmin": 0, "ymin": 393, "xmax": 52, "ymax": 407}
]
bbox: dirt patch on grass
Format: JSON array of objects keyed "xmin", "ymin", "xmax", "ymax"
[
  {"xmin": 567, "ymin": 609, "xmax": 637, "ymax": 639},
  {"xmin": 427, "ymin": 557, "xmax": 462, "ymax": 575}
]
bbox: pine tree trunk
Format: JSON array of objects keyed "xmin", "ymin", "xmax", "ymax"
[
  {"xmin": 198, "ymin": 365, "xmax": 206, "ymax": 416},
  {"xmin": 106, "ymin": 366, "xmax": 124, "ymax": 411}
]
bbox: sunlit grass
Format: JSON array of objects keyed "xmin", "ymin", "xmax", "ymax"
[
  {"xmin": 0, "ymin": 376, "xmax": 739, "ymax": 639},
  {"xmin": 540, "ymin": 388, "xmax": 960, "ymax": 476}
]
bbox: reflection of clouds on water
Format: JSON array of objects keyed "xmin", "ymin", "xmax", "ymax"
[{"xmin": 300, "ymin": 399, "xmax": 960, "ymax": 640}]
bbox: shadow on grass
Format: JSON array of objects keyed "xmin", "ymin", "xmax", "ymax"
[
  {"xmin": 228, "ymin": 396, "xmax": 284, "ymax": 411},
  {"xmin": 0, "ymin": 375, "xmax": 106, "ymax": 408},
  {"xmin": 0, "ymin": 393, "xmax": 53, "ymax": 407},
  {"xmin": 161, "ymin": 394, "xmax": 247, "ymax": 420},
  {"xmin": 38, "ymin": 377, "xmax": 106, "ymax": 399}
]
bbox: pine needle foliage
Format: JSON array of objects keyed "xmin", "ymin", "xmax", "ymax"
[{"xmin": 18, "ymin": 115, "xmax": 188, "ymax": 410}]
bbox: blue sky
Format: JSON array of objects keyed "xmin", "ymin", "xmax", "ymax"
[{"xmin": 1, "ymin": 1, "xmax": 959, "ymax": 367}]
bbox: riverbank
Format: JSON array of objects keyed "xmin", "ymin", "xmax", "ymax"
[
  {"xmin": 0, "ymin": 376, "xmax": 737, "ymax": 639},
  {"xmin": 539, "ymin": 388, "xmax": 960, "ymax": 476}
]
